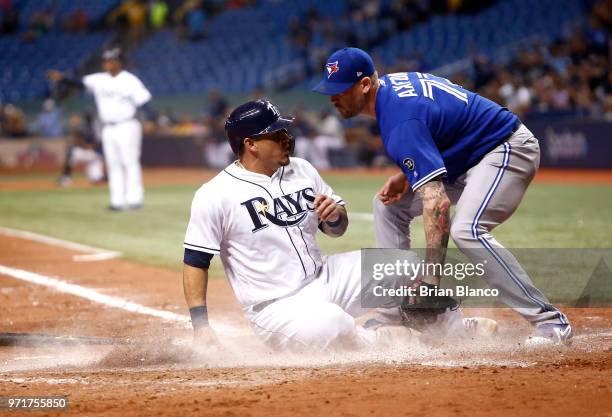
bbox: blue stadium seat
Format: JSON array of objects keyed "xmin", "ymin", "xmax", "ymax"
[
  {"xmin": 2, "ymin": 0, "xmax": 591, "ymax": 101},
  {"xmin": 0, "ymin": 32, "xmax": 112, "ymax": 102}
]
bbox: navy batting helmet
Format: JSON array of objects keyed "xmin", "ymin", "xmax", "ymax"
[
  {"xmin": 101, "ymin": 47, "xmax": 124, "ymax": 62},
  {"xmin": 224, "ymin": 100, "xmax": 294, "ymax": 155}
]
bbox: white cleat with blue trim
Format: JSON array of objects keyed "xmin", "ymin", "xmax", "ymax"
[{"xmin": 524, "ymin": 323, "xmax": 573, "ymax": 347}]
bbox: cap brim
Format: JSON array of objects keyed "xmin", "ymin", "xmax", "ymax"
[{"xmin": 311, "ymin": 79, "xmax": 355, "ymax": 95}]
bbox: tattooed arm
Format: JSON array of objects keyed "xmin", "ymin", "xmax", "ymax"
[{"xmin": 415, "ymin": 177, "xmax": 451, "ymax": 286}]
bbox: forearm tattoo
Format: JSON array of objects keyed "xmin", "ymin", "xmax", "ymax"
[{"xmin": 416, "ymin": 179, "xmax": 451, "ymax": 282}]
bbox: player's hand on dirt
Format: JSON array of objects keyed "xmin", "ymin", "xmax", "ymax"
[
  {"xmin": 192, "ymin": 326, "xmax": 224, "ymax": 354},
  {"xmin": 314, "ymin": 194, "xmax": 341, "ymax": 222},
  {"xmin": 378, "ymin": 172, "xmax": 409, "ymax": 205},
  {"xmin": 45, "ymin": 70, "xmax": 65, "ymax": 82}
]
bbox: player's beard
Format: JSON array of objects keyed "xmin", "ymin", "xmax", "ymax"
[
  {"xmin": 280, "ymin": 138, "xmax": 293, "ymax": 165},
  {"xmin": 334, "ymin": 95, "xmax": 364, "ymax": 119},
  {"xmin": 279, "ymin": 151, "xmax": 291, "ymax": 166}
]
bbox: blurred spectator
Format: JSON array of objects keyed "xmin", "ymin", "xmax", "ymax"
[
  {"xmin": 29, "ymin": 7, "xmax": 56, "ymax": 33},
  {"xmin": 202, "ymin": 90, "xmax": 229, "ymax": 163},
  {"xmin": 174, "ymin": 0, "xmax": 207, "ymax": 41},
  {"xmin": 547, "ymin": 41, "xmax": 571, "ymax": 75},
  {"xmin": 149, "ymin": 0, "xmax": 168, "ymax": 30},
  {"xmin": 108, "ymin": 0, "xmax": 148, "ymax": 46},
  {"xmin": 1, "ymin": 0, "xmax": 11, "ymax": 16},
  {"xmin": 470, "ymin": 0, "xmax": 611, "ymax": 120},
  {"xmin": 251, "ymin": 86, "xmax": 265, "ymax": 101},
  {"xmin": 1, "ymin": 104, "xmax": 27, "ymax": 138},
  {"xmin": 227, "ymin": 0, "xmax": 251, "ymax": 9},
  {"xmin": 59, "ymin": 113, "xmax": 105, "ymax": 187},
  {"xmin": 200, "ymin": 113, "xmax": 232, "ymax": 169},
  {"xmin": 35, "ymin": 99, "xmax": 63, "ymax": 138},
  {"xmin": 304, "ymin": 109, "xmax": 346, "ymax": 170},
  {"xmin": 293, "ymin": 108, "xmax": 326, "ymax": 167},
  {"xmin": 206, "ymin": 89, "xmax": 228, "ymax": 120},
  {"xmin": 156, "ymin": 108, "xmax": 177, "ymax": 133},
  {"xmin": 23, "ymin": 7, "xmax": 56, "ymax": 41},
  {"xmin": 472, "ymin": 55, "xmax": 495, "ymax": 89},
  {"xmin": 0, "ymin": 0, "xmax": 18, "ymax": 34},
  {"xmin": 358, "ymin": 122, "xmax": 389, "ymax": 167},
  {"xmin": 603, "ymin": 92, "xmax": 612, "ymax": 121},
  {"xmin": 63, "ymin": 8, "xmax": 89, "ymax": 33},
  {"xmin": 0, "ymin": 102, "xmax": 4, "ymax": 137},
  {"xmin": 387, "ymin": 0, "xmax": 427, "ymax": 31}
]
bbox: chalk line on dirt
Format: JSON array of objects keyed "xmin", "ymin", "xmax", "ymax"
[
  {"xmin": 0, "ymin": 264, "xmax": 244, "ymax": 335},
  {"xmin": 0, "ymin": 226, "xmax": 121, "ymax": 262}
]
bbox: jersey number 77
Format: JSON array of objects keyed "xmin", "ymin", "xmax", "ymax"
[{"xmin": 416, "ymin": 72, "xmax": 468, "ymax": 104}]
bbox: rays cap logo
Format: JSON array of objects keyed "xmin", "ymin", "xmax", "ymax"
[{"xmin": 312, "ymin": 47, "xmax": 375, "ymax": 95}]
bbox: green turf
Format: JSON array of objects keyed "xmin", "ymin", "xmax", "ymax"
[{"xmin": 1, "ymin": 173, "xmax": 611, "ymax": 282}]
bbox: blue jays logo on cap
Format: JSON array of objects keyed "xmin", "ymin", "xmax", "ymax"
[
  {"xmin": 312, "ymin": 47, "xmax": 375, "ymax": 95},
  {"xmin": 326, "ymin": 61, "xmax": 340, "ymax": 78}
]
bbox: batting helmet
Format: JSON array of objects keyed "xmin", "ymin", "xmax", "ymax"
[
  {"xmin": 224, "ymin": 100, "xmax": 294, "ymax": 155},
  {"xmin": 101, "ymin": 47, "xmax": 124, "ymax": 62}
]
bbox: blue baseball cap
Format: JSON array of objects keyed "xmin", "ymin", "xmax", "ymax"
[{"xmin": 312, "ymin": 47, "xmax": 375, "ymax": 95}]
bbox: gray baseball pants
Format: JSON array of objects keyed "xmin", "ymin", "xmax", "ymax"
[{"xmin": 373, "ymin": 124, "xmax": 569, "ymax": 327}]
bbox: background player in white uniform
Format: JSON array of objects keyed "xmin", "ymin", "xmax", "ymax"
[
  {"xmin": 47, "ymin": 48, "xmax": 154, "ymax": 210},
  {"xmin": 182, "ymin": 100, "xmax": 496, "ymax": 351}
]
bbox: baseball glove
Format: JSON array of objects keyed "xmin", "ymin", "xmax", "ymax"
[{"xmin": 400, "ymin": 282, "xmax": 459, "ymax": 332}]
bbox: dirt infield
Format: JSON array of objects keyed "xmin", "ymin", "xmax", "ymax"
[
  {"xmin": 1, "ymin": 233, "xmax": 611, "ymax": 416},
  {"xmin": 1, "ymin": 167, "xmax": 612, "ymax": 191}
]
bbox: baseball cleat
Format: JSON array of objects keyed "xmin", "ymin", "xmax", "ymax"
[
  {"xmin": 374, "ymin": 325, "xmax": 420, "ymax": 347},
  {"xmin": 462, "ymin": 317, "xmax": 499, "ymax": 337},
  {"xmin": 524, "ymin": 323, "xmax": 573, "ymax": 347}
]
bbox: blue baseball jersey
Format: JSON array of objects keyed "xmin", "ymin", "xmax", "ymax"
[{"xmin": 375, "ymin": 72, "xmax": 518, "ymax": 190}]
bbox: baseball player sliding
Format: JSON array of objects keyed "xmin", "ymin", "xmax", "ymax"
[
  {"xmin": 182, "ymin": 100, "xmax": 496, "ymax": 352},
  {"xmin": 47, "ymin": 48, "xmax": 154, "ymax": 211},
  {"xmin": 313, "ymin": 47, "xmax": 572, "ymax": 346}
]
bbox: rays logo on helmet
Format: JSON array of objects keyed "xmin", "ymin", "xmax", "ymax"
[
  {"xmin": 264, "ymin": 100, "xmax": 280, "ymax": 116},
  {"xmin": 326, "ymin": 61, "xmax": 340, "ymax": 78}
]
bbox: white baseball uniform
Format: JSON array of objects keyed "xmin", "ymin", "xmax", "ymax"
[
  {"xmin": 184, "ymin": 157, "xmax": 463, "ymax": 350},
  {"xmin": 83, "ymin": 70, "xmax": 152, "ymax": 208}
]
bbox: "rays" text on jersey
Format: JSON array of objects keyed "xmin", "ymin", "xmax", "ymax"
[{"xmin": 241, "ymin": 187, "xmax": 317, "ymax": 232}]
